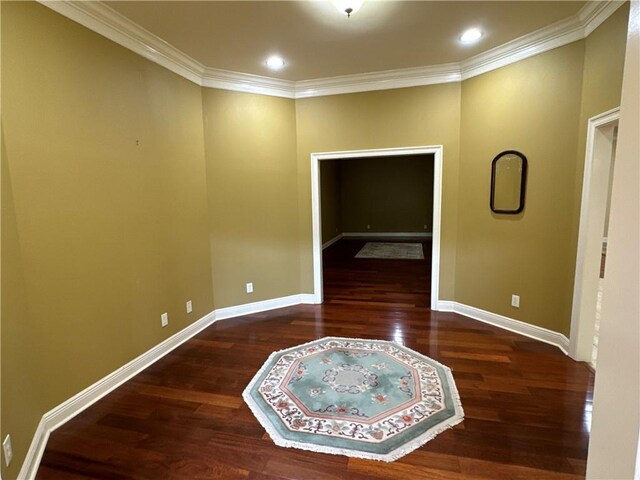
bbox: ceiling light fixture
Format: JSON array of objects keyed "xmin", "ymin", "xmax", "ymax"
[
  {"xmin": 265, "ymin": 55, "xmax": 285, "ymax": 70},
  {"xmin": 331, "ymin": 0, "xmax": 365, "ymax": 18},
  {"xmin": 460, "ymin": 28, "xmax": 483, "ymax": 44}
]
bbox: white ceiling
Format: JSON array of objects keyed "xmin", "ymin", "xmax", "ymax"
[{"xmin": 104, "ymin": 1, "xmax": 586, "ymax": 81}]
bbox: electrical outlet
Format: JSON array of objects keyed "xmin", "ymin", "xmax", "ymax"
[
  {"xmin": 366, "ymin": 224, "xmax": 371, "ymax": 230},
  {"xmin": 186, "ymin": 300, "xmax": 193, "ymax": 314},
  {"xmin": 3, "ymin": 434, "xmax": 13, "ymax": 467},
  {"xmin": 246, "ymin": 282, "xmax": 254, "ymax": 294},
  {"xmin": 511, "ymin": 295, "xmax": 520, "ymax": 308},
  {"xmin": 423, "ymin": 224, "xmax": 428, "ymax": 230},
  {"xmin": 161, "ymin": 312, "xmax": 169, "ymax": 327}
]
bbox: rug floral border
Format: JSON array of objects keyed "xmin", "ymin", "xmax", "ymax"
[{"xmin": 242, "ymin": 336, "xmax": 464, "ymax": 462}]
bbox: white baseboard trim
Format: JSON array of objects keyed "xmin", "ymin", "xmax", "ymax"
[
  {"xmin": 299, "ymin": 293, "xmax": 320, "ymax": 305},
  {"xmin": 19, "ymin": 308, "xmax": 217, "ymax": 479},
  {"xmin": 322, "ymin": 233, "xmax": 343, "ymax": 249},
  {"xmin": 18, "ymin": 292, "xmax": 322, "ymax": 479},
  {"xmin": 214, "ymin": 294, "xmax": 316, "ymax": 320},
  {"xmin": 322, "ymin": 232, "xmax": 432, "ymax": 247},
  {"xmin": 18, "ymin": 421, "xmax": 48, "ymax": 480},
  {"xmin": 436, "ymin": 300, "xmax": 569, "ymax": 355},
  {"xmin": 343, "ymin": 232, "xmax": 432, "ymax": 238},
  {"xmin": 19, "ymin": 294, "xmax": 569, "ymax": 477},
  {"xmin": 435, "ymin": 300, "xmax": 455, "ymax": 312}
]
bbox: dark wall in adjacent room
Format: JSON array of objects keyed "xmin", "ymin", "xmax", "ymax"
[{"xmin": 320, "ymin": 154, "xmax": 435, "ymax": 243}]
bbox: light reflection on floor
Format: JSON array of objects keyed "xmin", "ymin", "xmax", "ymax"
[
  {"xmin": 583, "ymin": 403, "xmax": 593, "ymax": 432},
  {"xmin": 392, "ymin": 324, "xmax": 405, "ymax": 345}
]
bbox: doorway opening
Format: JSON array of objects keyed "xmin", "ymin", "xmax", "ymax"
[
  {"xmin": 310, "ymin": 146, "xmax": 443, "ymax": 309},
  {"xmin": 570, "ymin": 108, "xmax": 619, "ymax": 365},
  {"xmin": 320, "ymin": 155, "xmax": 434, "ymax": 309}
]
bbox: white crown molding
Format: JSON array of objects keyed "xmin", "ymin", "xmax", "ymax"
[
  {"xmin": 581, "ymin": 0, "xmax": 627, "ymax": 36},
  {"xmin": 202, "ymin": 67, "xmax": 296, "ymax": 99},
  {"xmin": 295, "ymin": 63, "xmax": 461, "ymax": 98},
  {"xmin": 459, "ymin": 9, "xmax": 586, "ymax": 80},
  {"xmin": 38, "ymin": 0, "xmax": 624, "ymax": 99},
  {"xmin": 39, "ymin": 0, "xmax": 205, "ymax": 85},
  {"xmin": 37, "ymin": 0, "xmax": 297, "ymax": 99},
  {"xmin": 459, "ymin": 0, "xmax": 625, "ymax": 80}
]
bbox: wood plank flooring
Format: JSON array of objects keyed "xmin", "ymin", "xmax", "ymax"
[{"xmin": 38, "ymin": 239, "xmax": 593, "ymax": 479}]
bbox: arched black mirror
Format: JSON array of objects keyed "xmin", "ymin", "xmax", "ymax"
[{"xmin": 490, "ymin": 150, "xmax": 527, "ymax": 214}]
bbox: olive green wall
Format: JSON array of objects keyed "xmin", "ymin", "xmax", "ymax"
[
  {"xmin": 457, "ymin": 42, "xmax": 585, "ymax": 335},
  {"xmin": 0, "ymin": 1, "xmax": 630, "ymax": 477},
  {"xmin": 296, "ymin": 84, "xmax": 462, "ymax": 298},
  {"xmin": 320, "ymin": 161, "xmax": 342, "ymax": 244},
  {"xmin": 572, "ymin": 4, "xmax": 629, "ymax": 253},
  {"xmin": 201, "ymin": 89, "xmax": 299, "ymax": 308},
  {"xmin": 339, "ymin": 155, "xmax": 434, "ymax": 234},
  {"xmin": 455, "ymin": 7, "xmax": 628, "ymax": 336},
  {"xmin": 1, "ymin": 3, "xmax": 214, "ymax": 478}
]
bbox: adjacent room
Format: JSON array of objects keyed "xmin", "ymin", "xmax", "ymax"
[
  {"xmin": 2, "ymin": 1, "xmax": 638, "ymax": 479},
  {"xmin": 320, "ymin": 154, "xmax": 434, "ymax": 309}
]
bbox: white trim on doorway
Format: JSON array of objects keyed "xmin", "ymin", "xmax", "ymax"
[
  {"xmin": 310, "ymin": 146, "xmax": 444, "ymax": 310},
  {"xmin": 569, "ymin": 107, "xmax": 619, "ymax": 361}
]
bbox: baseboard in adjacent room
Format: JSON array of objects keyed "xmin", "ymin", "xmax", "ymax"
[
  {"xmin": 343, "ymin": 232, "xmax": 432, "ymax": 238},
  {"xmin": 322, "ymin": 233, "xmax": 344, "ymax": 249},
  {"xmin": 323, "ymin": 232, "xmax": 432, "ymax": 249}
]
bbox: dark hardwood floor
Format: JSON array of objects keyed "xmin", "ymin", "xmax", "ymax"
[{"xmin": 38, "ymin": 239, "xmax": 593, "ymax": 479}]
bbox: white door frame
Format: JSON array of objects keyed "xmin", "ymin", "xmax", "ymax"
[
  {"xmin": 569, "ymin": 107, "xmax": 619, "ymax": 361},
  {"xmin": 310, "ymin": 145, "xmax": 444, "ymax": 310}
]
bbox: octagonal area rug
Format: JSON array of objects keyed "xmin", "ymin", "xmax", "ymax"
[{"xmin": 243, "ymin": 337, "xmax": 464, "ymax": 461}]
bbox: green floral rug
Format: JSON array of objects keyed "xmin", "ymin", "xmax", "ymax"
[{"xmin": 243, "ymin": 337, "xmax": 464, "ymax": 462}]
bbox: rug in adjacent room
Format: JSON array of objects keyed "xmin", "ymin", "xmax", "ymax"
[
  {"xmin": 243, "ymin": 337, "xmax": 464, "ymax": 461},
  {"xmin": 355, "ymin": 242, "xmax": 424, "ymax": 260}
]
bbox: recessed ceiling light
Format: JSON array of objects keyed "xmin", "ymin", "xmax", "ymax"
[
  {"xmin": 460, "ymin": 28, "xmax": 483, "ymax": 45},
  {"xmin": 266, "ymin": 55, "xmax": 285, "ymax": 70}
]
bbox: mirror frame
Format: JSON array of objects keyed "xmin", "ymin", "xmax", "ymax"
[{"xmin": 490, "ymin": 150, "xmax": 528, "ymax": 214}]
